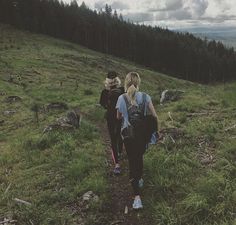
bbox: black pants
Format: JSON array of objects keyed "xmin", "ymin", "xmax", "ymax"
[
  {"xmin": 107, "ymin": 117, "xmax": 123, "ymax": 164},
  {"xmin": 124, "ymin": 137, "xmax": 146, "ymax": 195}
]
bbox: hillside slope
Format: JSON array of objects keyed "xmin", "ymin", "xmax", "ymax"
[{"xmin": 0, "ymin": 24, "xmax": 235, "ymax": 225}]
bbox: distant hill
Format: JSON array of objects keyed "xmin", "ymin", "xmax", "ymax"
[{"xmin": 175, "ymin": 27, "xmax": 236, "ymax": 49}]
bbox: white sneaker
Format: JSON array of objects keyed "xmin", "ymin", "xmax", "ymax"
[
  {"xmin": 132, "ymin": 198, "xmax": 143, "ymax": 209},
  {"xmin": 139, "ymin": 178, "xmax": 144, "ymax": 188}
]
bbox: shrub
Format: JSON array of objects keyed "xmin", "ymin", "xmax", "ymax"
[{"xmin": 84, "ymin": 89, "xmax": 93, "ymax": 95}]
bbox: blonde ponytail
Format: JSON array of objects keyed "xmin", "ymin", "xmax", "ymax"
[
  {"xmin": 125, "ymin": 72, "xmax": 141, "ymax": 105},
  {"xmin": 127, "ymin": 84, "xmax": 137, "ymax": 105}
]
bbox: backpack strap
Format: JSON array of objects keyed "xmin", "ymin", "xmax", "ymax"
[
  {"xmin": 140, "ymin": 92, "xmax": 147, "ymax": 116},
  {"xmin": 142, "ymin": 93, "xmax": 146, "ymax": 105},
  {"xmin": 123, "ymin": 94, "xmax": 131, "ymax": 109},
  {"xmin": 141, "ymin": 93, "xmax": 147, "ymax": 116},
  {"xmin": 122, "ymin": 94, "xmax": 132, "ymax": 125}
]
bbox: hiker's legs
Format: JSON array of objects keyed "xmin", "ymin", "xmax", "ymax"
[
  {"xmin": 124, "ymin": 139, "xmax": 144, "ymax": 195},
  {"xmin": 107, "ymin": 118, "xmax": 119, "ymax": 164},
  {"xmin": 118, "ymin": 135, "xmax": 123, "ymax": 155},
  {"xmin": 115, "ymin": 120, "xmax": 123, "ymax": 155},
  {"xmin": 136, "ymin": 151, "xmax": 143, "ymax": 181}
]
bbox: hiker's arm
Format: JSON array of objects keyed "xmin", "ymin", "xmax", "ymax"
[
  {"xmin": 148, "ymin": 101, "xmax": 161, "ymax": 137},
  {"xmin": 116, "ymin": 95, "xmax": 123, "ymax": 120},
  {"xmin": 148, "ymin": 101, "xmax": 158, "ymax": 119},
  {"xmin": 117, "ymin": 110, "xmax": 122, "ymax": 120},
  {"xmin": 99, "ymin": 90, "xmax": 108, "ymax": 109}
]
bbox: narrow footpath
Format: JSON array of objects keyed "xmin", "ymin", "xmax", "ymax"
[{"xmin": 99, "ymin": 123, "xmax": 153, "ymax": 225}]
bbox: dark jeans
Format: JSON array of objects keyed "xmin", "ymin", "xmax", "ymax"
[
  {"xmin": 124, "ymin": 136, "xmax": 146, "ymax": 196},
  {"xmin": 107, "ymin": 117, "xmax": 123, "ymax": 164}
]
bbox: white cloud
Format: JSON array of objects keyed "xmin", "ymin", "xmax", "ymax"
[
  {"xmin": 205, "ymin": 0, "xmax": 236, "ymax": 18},
  {"xmin": 62, "ymin": 0, "xmax": 236, "ymax": 28},
  {"xmin": 184, "ymin": 0, "xmax": 208, "ymax": 19},
  {"xmin": 94, "ymin": 0, "xmax": 130, "ymax": 10},
  {"xmin": 165, "ymin": 0, "xmax": 183, "ymax": 11},
  {"xmin": 124, "ymin": 12, "xmax": 154, "ymax": 22}
]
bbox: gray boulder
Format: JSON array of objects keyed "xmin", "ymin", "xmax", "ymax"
[
  {"xmin": 46, "ymin": 102, "xmax": 68, "ymax": 111},
  {"xmin": 3, "ymin": 110, "xmax": 16, "ymax": 115},
  {"xmin": 4, "ymin": 96, "xmax": 22, "ymax": 103},
  {"xmin": 66, "ymin": 109, "xmax": 80, "ymax": 128},
  {"xmin": 82, "ymin": 191, "xmax": 99, "ymax": 203},
  {"xmin": 43, "ymin": 108, "xmax": 81, "ymax": 133},
  {"xmin": 160, "ymin": 90, "xmax": 184, "ymax": 105}
]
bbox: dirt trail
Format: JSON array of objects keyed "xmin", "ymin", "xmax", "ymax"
[{"xmin": 99, "ymin": 123, "xmax": 152, "ymax": 225}]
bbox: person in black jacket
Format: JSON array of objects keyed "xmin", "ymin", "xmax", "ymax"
[{"xmin": 100, "ymin": 71, "xmax": 124, "ymax": 174}]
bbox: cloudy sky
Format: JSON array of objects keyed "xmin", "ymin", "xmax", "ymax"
[{"xmin": 63, "ymin": 0, "xmax": 236, "ymax": 29}]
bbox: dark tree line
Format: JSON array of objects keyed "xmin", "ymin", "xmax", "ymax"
[{"xmin": 0, "ymin": 0, "xmax": 235, "ymax": 83}]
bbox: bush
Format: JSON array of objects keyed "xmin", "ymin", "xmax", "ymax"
[
  {"xmin": 84, "ymin": 89, "xmax": 93, "ymax": 95},
  {"xmin": 22, "ymin": 133, "xmax": 60, "ymax": 151}
]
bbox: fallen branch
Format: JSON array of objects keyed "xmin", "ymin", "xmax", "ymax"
[
  {"xmin": 187, "ymin": 110, "xmax": 219, "ymax": 117},
  {"xmin": 33, "ymin": 69, "xmax": 41, "ymax": 75},
  {"xmin": 0, "ymin": 219, "xmax": 17, "ymax": 224},
  {"xmin": 187, "ymin": 112, "xmax": 210, "ymax": 117},
  {"xmin": 200, "ymin": 155, "xmax": 214, "ymax": 165},
  {"xmin": 169, "ymin": 135, "xmax": 176, "ymax": 144},
  {"xmin": 229, "ymin": 136, "xmax": 236, "ymax": 139},
  {"xmin": 224, "ymin": 124, "xmax": 236, "ymax": 132},
  {"xmin": 14, "ymin": 198, "xmax": 32, "ymax": 206},
  {"xmin": 168, "ymin": 112, "xmax": 174, "ymax": 122},
  {"xmin": 3, "ymin": 183, "xmax": 11, "ymax": 196},
  {"xmin": 110, "ymin": 220, "xmax": 123, "ymax": 225},
  {"xmin": 198, "ymin": 141, "xmax": 205, "ymax": 148}
]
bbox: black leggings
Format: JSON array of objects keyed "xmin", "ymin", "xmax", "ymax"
[
  {"xmin": 124, "ymin": 137, "xmax": 146, "ymax": 195},
  {"xmin": 107, "ymin": 117, "xmax": 123, "ymax": 164}
]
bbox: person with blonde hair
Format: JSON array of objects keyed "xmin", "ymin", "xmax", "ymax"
[
  {"xmin": 100, "ymin": 71, "xmax": 124, "ymax": 174},
  {"xmin": 116, "ymin": 72, "xmax": 158, "ymax": 209}
]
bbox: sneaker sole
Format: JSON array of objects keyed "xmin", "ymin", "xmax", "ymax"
[{"xmin": 133, "ymin": 206, "xmax": 143, "ymax": 210}]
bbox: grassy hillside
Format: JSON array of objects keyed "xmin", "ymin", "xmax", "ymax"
[{"xmin": 0, "ymin": 24, "xmax": 235, "ymax": 225}]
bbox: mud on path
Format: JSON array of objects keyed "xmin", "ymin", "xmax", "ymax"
[{"xmin": 99, "ymin": 123, "xmax": 153, "ymax": 225}]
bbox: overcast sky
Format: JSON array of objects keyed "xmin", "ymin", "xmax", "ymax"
[{"xmin": 63, "ymin": 0, "xmax": 236, "ymax": 29}]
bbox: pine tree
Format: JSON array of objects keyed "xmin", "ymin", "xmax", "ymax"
[
  {"xmin": 105, "ymin": 4, "xmax": 112, "ymax": 17},
  {"xmin": 113, "ymin": 10, "xmax": 118, "ymax": 19},
  {"xmin": 119, "ymin": 13, "xmax": 123, "ymax": 21}
]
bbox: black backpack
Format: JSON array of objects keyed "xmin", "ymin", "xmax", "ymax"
[{"xmin": 121, "ymin": 93, "xmax": 146, "ymax": 139}]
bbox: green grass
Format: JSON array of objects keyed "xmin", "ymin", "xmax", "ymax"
[
  {"xmin": 0, "ymin": 23, "xmax": 235, "ymax": 225},
  {"xmin": 0, "ymin": 24, "xmax": 108, "ymax": 224},
  {"xmin": 143, "ymin": 82, "xmax": 236, "ymax": 225},
  {"xmin": 0, "ymin": 122, "xmax": 106, "ymax": 224}
]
